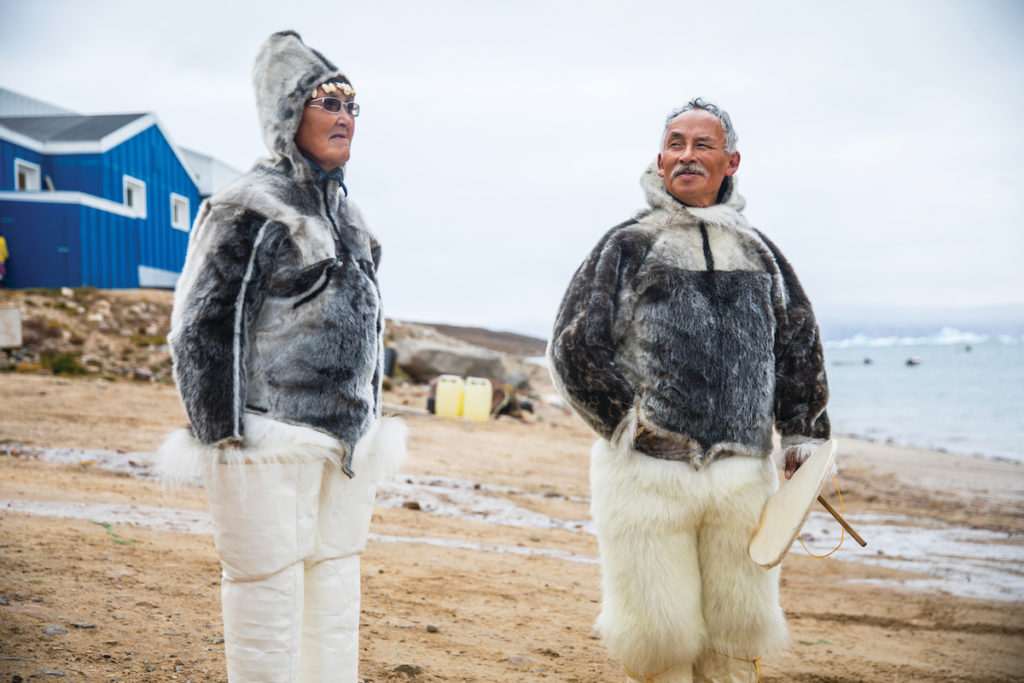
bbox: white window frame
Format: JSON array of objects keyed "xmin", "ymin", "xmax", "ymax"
[
  {"xmin": 14, "ymin": 158, "xmax": 41, "ymax": 191},
  {"xmin": 122, "ymin": 175, "xmax": 147, "ymax": 218},
  {"xmin": 170, "ymin": 193, "xmax": 190, "ymax": 231}
]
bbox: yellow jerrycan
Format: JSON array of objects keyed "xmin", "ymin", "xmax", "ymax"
[
  {"xmin": 462, "ymin": 376, "xmax": 493, "ymax": 422},
  {"xmin": 434, "ymin": 375, "xmax": 465, "ymax": 418}
]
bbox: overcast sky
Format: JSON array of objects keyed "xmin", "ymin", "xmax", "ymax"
[{"xmin": 2, "ymin": 0, "xmax": 1022, "ymax": 338}]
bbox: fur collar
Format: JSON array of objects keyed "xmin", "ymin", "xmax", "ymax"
[{"xmin": 638, "ymin": 162, "xmax": 748, "ymax": 231}]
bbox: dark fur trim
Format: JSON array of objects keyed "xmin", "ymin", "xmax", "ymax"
[
  {"xmin": 754, "ymin": 230, "xmax": 831, "ymax": 441},
  {"xmin": 549, "ymin": 219, "xmax": 648, "ymax": 439},
  {"xmin": 171, "ymin": 211, "xmax": 289, "ymax": 443}
]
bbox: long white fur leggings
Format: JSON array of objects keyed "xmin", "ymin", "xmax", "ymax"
[
  {"xmin": 203, "ymin": 457, "xmax": 376, "ymax": 683},
  {"xmin": 194, "ymin": 417, "xmax": 405, "ymax": 683},
  {"xmin": 590, "ymin": 439, "xmax": 787, "ymax": 682}
]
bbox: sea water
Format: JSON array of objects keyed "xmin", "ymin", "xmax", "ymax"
[{"xmin": 824, "ymin": 330, "xmax": 1024, "ymax": 463}]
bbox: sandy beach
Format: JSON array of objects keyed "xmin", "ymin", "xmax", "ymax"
[{"xmin": 2, "ymin": 371, "xmax": 1023, "ymax": 682}]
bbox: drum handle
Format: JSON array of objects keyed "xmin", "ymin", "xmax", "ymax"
[{"xmin": 817, "ymin": 495, "xmax": 867, "ymax": 547}]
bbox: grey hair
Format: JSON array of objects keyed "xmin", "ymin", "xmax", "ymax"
[{"xmin": 661, "ymin": 98, "xmax": 738, "ymax": 153}]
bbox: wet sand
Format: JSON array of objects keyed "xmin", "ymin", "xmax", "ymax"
[{"xmin": 2, "ymin": 373, "xmax": 1023, "ymax": 681}]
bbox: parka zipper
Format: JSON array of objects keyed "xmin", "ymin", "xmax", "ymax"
[{"xmin": 698, "ymin": 221, "xmax": 715, "ymax": 271}]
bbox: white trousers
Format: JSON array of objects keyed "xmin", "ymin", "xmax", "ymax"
[
  {"xmin": 591, "ymin": 437, "xmax": 786, "ymax": 682},
  {"xmin": 196, "ymin": 417, "xmax": 405, "ymax": 683}
]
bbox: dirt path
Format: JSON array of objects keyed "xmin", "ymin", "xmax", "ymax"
[{"xmin": 2, "ymin": 373, "xmax": 1023, "ymax": 681}]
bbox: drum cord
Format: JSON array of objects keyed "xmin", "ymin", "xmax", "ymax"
[
  {"xmin": 798, "ymin": 474, "xmax": 846, "ymax": 558},
  {"xmin": 622, "ymin": 663, "xmax": 667, "ymax": 682}
]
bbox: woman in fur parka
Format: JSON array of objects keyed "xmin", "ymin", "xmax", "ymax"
[
  {"xmin": 160, "ymin": 31, "xmax": 404, "ymax": 683},
  {"xmin": 548, "ymin": 99, "xmax": 830, "ymax": 682}
]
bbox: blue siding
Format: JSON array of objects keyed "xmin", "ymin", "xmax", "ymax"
[
  {"xmin": 1, "ymin": 139, "xmax": 46, "ymax": 190},
  {"xmin": 0, "ymin": 199, "xmax": 147, "ymax": 288},
  {"xmin": 0, "ymin": 119, "xmax": 201, "ymax": 289},
  {"xmin": 50, "ymin": 155, "xmax": 102, "ymax": 196},
  {"xmin": 99, "ymin": 125, "xmax": 198, "ymax": 274},
  {"xmin": 78, "ymin": 205, "xmax": 140, "ymax": 288},
  {"xmin": 0, "ymin": 201, "xmax": 79, "ymax": 287}
]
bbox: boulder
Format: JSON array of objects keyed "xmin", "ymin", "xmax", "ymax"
[{"xmin": 393, "ymin": 338, "xmax": 510, "ymax": 383}]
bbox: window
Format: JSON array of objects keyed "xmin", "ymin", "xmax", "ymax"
[
  {"xmin": 15, "ymin": 159, "xmax": 41, "ymax": 191},
  {"xmin": 123, "ymin": 175, "xmax": 147, "ymax": 218},
  {"xmin": 170, "ymin": 193, "xmax": 190, "ymax": 231}
]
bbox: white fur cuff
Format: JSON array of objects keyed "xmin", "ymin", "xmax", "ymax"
[{"xmin": 155, "ymin": 414, "xmax": 407, "ymax": 485}]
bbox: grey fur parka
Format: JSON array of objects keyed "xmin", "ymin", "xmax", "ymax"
[
  {"xmin": 169, "ymin": 31, "xmax": 382, "ymax": 476},
  {"xmin": 548, "ymin": 166, "xmax": 830, "ymax": 468}
]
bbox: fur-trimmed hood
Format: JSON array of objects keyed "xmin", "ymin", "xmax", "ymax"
[
  {"xmin": 252, "ymin": 30, "xmax": 351, "ymax": 184},
  {"xmin": 638, "ymin": 162, "xmax": 747, "ymax": 230}
]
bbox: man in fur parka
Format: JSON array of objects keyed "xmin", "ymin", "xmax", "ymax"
[
  {"xmin": 159, "ymin": 31, "xmax": 405, "ymax": 683},
  {"xmin": 548, "ymin": 98, "xmax": 830, "ymax": 682}
]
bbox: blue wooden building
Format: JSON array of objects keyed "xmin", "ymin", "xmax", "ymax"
[{"xmin": 0, "ymin": 87, "xmax": 236, "ymax": 289}]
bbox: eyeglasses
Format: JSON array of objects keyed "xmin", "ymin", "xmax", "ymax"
[{"xmin": 305, "ymin": 97, "xmax": 360, "ymax": 117}]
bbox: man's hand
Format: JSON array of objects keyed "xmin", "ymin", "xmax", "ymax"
[{"xmin": 783, "ymin": 444, "xmax": 814, "ymax": 480}]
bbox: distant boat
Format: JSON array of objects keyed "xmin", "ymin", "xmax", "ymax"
[{"xmin": 906, "ymin": 357, "xmax": 922, "ymax": 366}]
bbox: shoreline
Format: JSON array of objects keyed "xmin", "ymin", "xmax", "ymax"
[{"xmin": 835, "ymin": 430, "xmax": 1024, "ymax": 466}]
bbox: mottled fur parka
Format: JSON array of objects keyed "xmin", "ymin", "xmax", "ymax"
[
  {"xmin": 167, "ymin": 31, "xmax": 384, "ymax": 477},
  {"xmin": 548, "ymin": 164, "xmax": 830, "ymax": 466}
]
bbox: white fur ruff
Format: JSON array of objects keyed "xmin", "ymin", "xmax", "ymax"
[
  {"xmin": 156, "ymin": 413, "xmax": 406, "ymax": 486},
  {"xmin": 590, "ymin": 434, "xmax": 787, "ymax": 676}
]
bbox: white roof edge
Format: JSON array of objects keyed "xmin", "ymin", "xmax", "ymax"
[
  {"xmin": 0, "ymin": 122, "xmax": 45, "ymax": 152},
  {"xmin": 0, "ymin": 114, "xmax": 201, "ymax": 189},
  {"xmin": 0, "ymin": 190, "xmax": 139, "ymax": 218}
]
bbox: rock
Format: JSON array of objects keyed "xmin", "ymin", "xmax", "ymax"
[
  {"xmin": 43, "ymin": 625, "xmax": 68, "ymax": 635},
  {"xmin": 393, "ymin": 338, "xmax": 511, "ymax": 383},
  {"xmin": 402, "ymin": 501, "xmax": 422, "ymax": 511},
  {"xmin": 393, "ymin": 663, "xmax": 422, "ymax": 678},
  {"xmin": 70, "ymin": 622, "xmax": 96, "ymax": 628},
  {"xmin": 426, "ymin": 623, "xmax": 439, "ymax": 633},
  {"xmin": 131, "ymin": 367, "xmax": 154, "ymax": 382}
]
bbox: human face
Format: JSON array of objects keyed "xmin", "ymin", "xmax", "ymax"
[
  {"xmin": 294, "ymin": 85, "xmax": 355, "ymax": 171},
  {"xmin": 657, "ymin": 109, "xmax": 740, "ymax": 207}
]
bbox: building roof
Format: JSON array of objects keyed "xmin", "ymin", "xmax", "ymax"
[
  {"xmin": 0, "ymin": 85, "xmax": 239, "ymax": 194},
  {"xmin": 179, "ymin": 147, "xmax": 243, "ymax": 197},
  {"xmin": 0, "ymin": 86, "xmax": 76, "ymax": 117},
  {"xmin": 0, "ymin": 113, "xmax": 148, "ymax": 143}
]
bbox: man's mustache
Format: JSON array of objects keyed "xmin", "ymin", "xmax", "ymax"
[{"xmin": 671, "ymin": 163, "xmax": 707, "ymax": 178}]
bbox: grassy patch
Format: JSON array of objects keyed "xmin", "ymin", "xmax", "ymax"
[
  {"xmin": 40, "ymin": 351, "xmax": 88, "ymax": 376},
  {"xmin": 88, "ymin": 519, "xmax": 135, "ymax": 545},
  {"xmin": 130, "ymin": 334, "xmax": 166, "ymax": 347}
]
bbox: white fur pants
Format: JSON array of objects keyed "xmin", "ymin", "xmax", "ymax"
[
  {"xmin": 161, "ymin": 415, "xmax": 406, "ymax": 683},
  {"xmin": 590, "ymin": 438, "xmax": 786, "ymax": 681}
]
